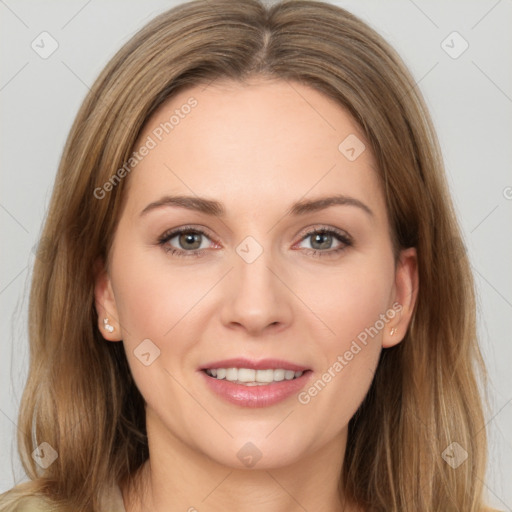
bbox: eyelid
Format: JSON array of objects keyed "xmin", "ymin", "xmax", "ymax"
[
  {"xmin": 293, "ymin": 224, "xmax": 353, "ymax": 244},
  {"xmin": 158, "ymin": 224, "xmax": 218, "ymax": 244}
]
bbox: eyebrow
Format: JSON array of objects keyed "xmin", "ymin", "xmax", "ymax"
[{"xmin": 139, "ymin": 194, "xmax": 374, "ymax": 218}]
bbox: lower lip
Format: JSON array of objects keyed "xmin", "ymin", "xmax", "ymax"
[{"xmin": 200, "ymin": 370, "xmax": 312, "ymax": 408}]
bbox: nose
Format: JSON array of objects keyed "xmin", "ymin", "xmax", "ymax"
[{"xmin": 219, "ymin": 243, "xmax": 293, "ymax": 337}]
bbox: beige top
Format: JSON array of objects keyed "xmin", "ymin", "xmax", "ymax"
[{"xmin": 3, "ymin": 484, "xmax": 126, "ymax": 512}]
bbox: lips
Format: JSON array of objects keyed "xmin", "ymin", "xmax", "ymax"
[
  {"xmin": 198, "ymin": 358, "xmax": 312, "ymax": 408},
  {"xmin": 199, "ymin": 358, "xmax": 310, "ymax": 372}
]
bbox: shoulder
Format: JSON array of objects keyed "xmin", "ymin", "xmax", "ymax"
[
  {"xmin": 15, "ymin": 496, "xmax": 57, "ymax": 511},
  {"xmin": 0, "ymin": 495, "xmax": 57, "ymax": 512},
  {"xmin": 0, "ymin": 483, "xmax": 124, "ymax": 512}
]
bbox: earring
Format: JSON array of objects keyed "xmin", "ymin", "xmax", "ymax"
[
  {"xmin": 390, "ymin": 327, "xmax": 397, "ymax": 336},
  {"xmin": 103, "ymin": 318, "xmax": 114, "ymax": 333}
]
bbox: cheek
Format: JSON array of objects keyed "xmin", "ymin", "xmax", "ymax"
[
  {"xmin": 294, "ymin": 255, "xmax": 394, "ymax": 414},
  {"xmin": 109, "ymin": 249, "xmax": 202, "ymax": 409},
  {"xmin": 109, "ymin": 245, "xmax": 217, "ymax": 401},
  {"xmin": 298, "ymin": 255, "xmax": 395, "ymax": 349},
  {"xmin": 110, "ymin": 247, "xmax": 202, "ymax": 341}
]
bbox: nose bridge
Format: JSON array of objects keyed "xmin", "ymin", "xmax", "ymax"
[
  {"xmin": 235, "ymin": 238, "xmax": 274, "ymax": 294},
  {"xmin": 220, "ymin": 233, "xmax": 292, "ymax": 333}
]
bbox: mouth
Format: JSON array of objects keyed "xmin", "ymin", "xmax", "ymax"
[
  {"xmin": 202, "ymin": 367, "xmax": 306, "ymax": 386},
  {"xmin": 199, "ymin": 358, "xmax": 313, "ymax": 407}
]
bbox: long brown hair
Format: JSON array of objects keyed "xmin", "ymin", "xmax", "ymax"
[{"xmin": 0, "ymin": 1, "xmax": 496, "ymax": 510}]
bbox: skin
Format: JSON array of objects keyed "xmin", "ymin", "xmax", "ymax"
[{"xmin": 95, "ymin": 78, "xmax": 418, "ymax": 512}]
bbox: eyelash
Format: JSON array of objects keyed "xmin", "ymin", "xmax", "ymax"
[{"xmin": 157, "ymin": 225, "xmax": 353, "ymax": 259}]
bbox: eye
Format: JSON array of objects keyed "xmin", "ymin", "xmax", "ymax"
[
  {"xmin": 157, "ymin": 226, "xmax": 216, "ymax": 257},
  {"xmin": 157, "ymin": 225, "xmax": 353, "ymax": 259},
  {"xmin": 295, "ymin": 227, "xmax": 353, "ymax": 257}
]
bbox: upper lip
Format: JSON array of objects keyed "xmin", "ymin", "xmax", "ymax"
[{"xmin": 199, "ymin": 358, "xmax": 310, "ymax": 372}]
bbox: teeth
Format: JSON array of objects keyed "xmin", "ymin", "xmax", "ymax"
[
  {"xmin": 205, "ymin": 367, "xmax": 304, "ymax": 385},
  {"xmin": 256, "ymin": 369, "xmax": 274, "ymax": 383},
  {"xmin": 226, "ymin": 368, "xmax": 238, "ymax": 381},
  {"xmin": 273, "ymin": 369, "xmax": 285, "ymax": 381}
]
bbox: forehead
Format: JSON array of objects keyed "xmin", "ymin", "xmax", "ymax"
[{"xmin": 123, "ymin": 79, "xmax": 385, "ymax": 221}]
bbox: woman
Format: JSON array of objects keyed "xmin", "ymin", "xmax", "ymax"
[{"xmin": 0, "ymin": 0, "xmax": 499, "ymax": 510}]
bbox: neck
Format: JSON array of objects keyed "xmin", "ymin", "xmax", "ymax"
[{"xmin": 121, "ymin": 416, "xmax": 360, "ymax": 512}]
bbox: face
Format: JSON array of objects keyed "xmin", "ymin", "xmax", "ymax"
[{"xmin": 95, "ymin": 78, "xmax": 417, "ymax": 471}]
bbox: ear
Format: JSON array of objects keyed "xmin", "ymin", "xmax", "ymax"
[
  {"xmin": 94, "ymin": 257, "xmax": 122, "ymax": 342},
  {"xmin": 382, "ymin": 247, "xmax": 418, "ymax": 349}
]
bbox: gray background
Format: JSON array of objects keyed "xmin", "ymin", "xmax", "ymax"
[{"xmin": 1, "ymin": 0, "xmax": 511, "ymax": 509}]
